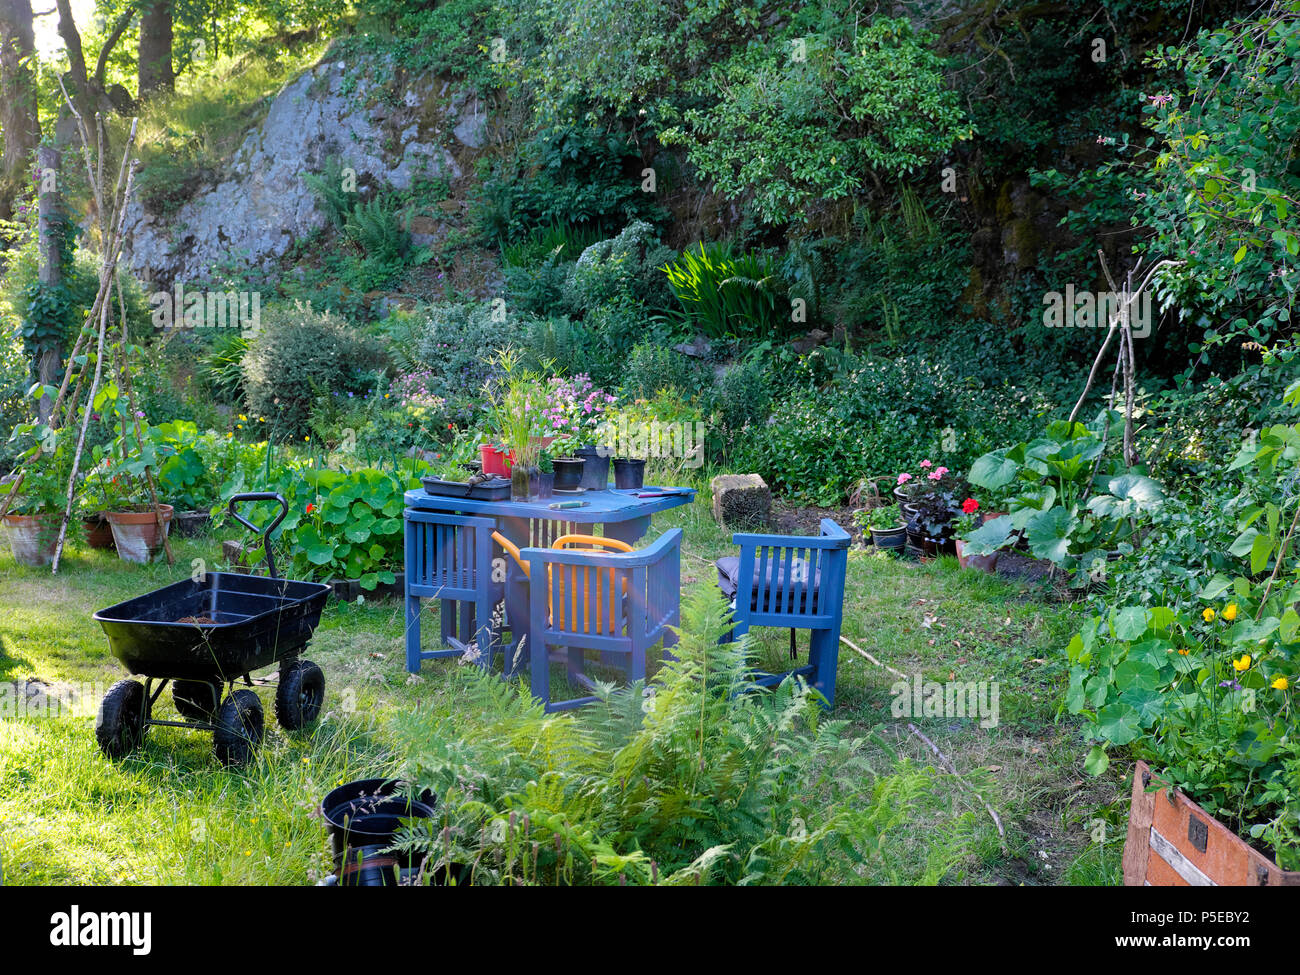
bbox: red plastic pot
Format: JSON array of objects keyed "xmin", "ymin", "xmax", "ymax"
[{"xmin": 479, "ymin": 444, "xmax": 514, "ymax": 477}]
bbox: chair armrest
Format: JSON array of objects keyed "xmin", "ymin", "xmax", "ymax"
[
  {"xmin": 731, "ymin": 522, "xmax": 850, "ymax": 550},
  {"xmin": 819, "ymin": 519, "xmax": 851, "ymax": 548},
  {"xmin": 521, "ymin": 529, "xmax": 682, "ymax": 570}
]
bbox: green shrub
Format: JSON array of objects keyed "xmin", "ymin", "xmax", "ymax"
[
  {"xmin": 343, "ymin": 194, "xmax": 412, "ymax": 265},
  {"xmin": 564, "ymin": 220, "xmax": 677, "ymax": 315},
  {"xmin": 734, "ymin": 354, "xmax": 1050, "ymax": 504},
  {"xmin": 413, "ymin": 300, "xmax": 528, "ymax": 395},
  {"xmin": 504, "ymin": 248, "xmax": 573, "ymax": 316},
  {"xmin": 242, "ymin": 302, "xmax": 387, "ymax": 440},
  {"xmin": 621, "ymin": 342, "xmax": 699, "ymax": 401},
  {"xmin": 473, "ymin": 124, "xmax": 661, "ymax": 242},
  {"xmin": 706, "ymin": 355, "xmax": 773, "ymax": 461}
]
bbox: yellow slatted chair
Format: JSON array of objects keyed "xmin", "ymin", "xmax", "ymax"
[{"xmin": 492, "ymin": 532, "xmax": 631, "ymax": 634}]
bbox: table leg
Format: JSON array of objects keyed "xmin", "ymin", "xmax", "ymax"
[
  {"xmin": 604, "ymin": 514, "xmax": 651, "ymax": 546},
  {"xmin": 498, "ymin": 514, "xmax": 531, "ymax": 678}
]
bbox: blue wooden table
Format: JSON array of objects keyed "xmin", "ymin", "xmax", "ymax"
[{"xmin": 403, "ymin": 485, "xmax": 695, "ymax": 672}]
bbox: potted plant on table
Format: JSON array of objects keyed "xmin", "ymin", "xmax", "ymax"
[
  {"xmin": 485, "ymin": 350, "xmax": 549, "ymax": 502},
  {"xmin": 542, "ymin": 373, "xmax": 616, "ymax": 491},
  {"xmin": 544, "ymin": 432, "xmax": 585, "ymax": 492}
]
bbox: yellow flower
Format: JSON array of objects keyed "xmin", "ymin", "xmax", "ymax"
[
  {"xmin": 1202, "ymin": 607, "xmax": 1216, "ymax": 622},
  {"xmin": 1272, "ymin": 676, "xmax": 1289, "ymax": 690},
  {"xmin": 1233, "ymin": 654, "xmax": 1252, "ymax": 672},
  {"xmin": 1222, "ymin": 603, "xmax": 1238, "ymax": 621},
  {"xmin": 238, "ymin": 414, "xmax": 247, "ymax": 421},
  {"xmin": 301, "ymin": 757, "xmax": 310, "ymax": 765}
]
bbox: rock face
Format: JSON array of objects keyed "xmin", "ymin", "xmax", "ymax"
[
  {"xmin": 122, "ymin": 59, "xmax": 476, "ymax": 288},
  {"xmin": 711, "ymin": 473, "xmax": 771, "ymax": 529}
]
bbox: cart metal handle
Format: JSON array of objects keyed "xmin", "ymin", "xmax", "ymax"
[{"xmin": 228, "ymin": 492, "xmax": 288, "ymax": 578}]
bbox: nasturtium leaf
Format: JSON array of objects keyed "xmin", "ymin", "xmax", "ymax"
[
  {"xmin": 1084, "ymin": 745, "xmax": 1110, "ymax": 776},
  {"xmin": 1120, "ymin": 687, "xmax": 1164, "ymax": 727},
  {"xmin": 1096, "ymin": 702, "xmax": 1142, "ymax": 745},
  {"xmin": 1115, "ymin": 657, "xmax": 1160, "ymax": 692},
  {"xmin": 1113, "ymin": 607, "xmax": 1150, "ymax": 642}
]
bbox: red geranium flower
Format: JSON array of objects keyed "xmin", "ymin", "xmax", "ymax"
[{"xmin": 961, "ymin": 498, "xmax": 979, "ymax": 515}]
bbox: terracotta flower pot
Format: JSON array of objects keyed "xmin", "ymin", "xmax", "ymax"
[
  {"xmin": 955, "ymin": 539, "xmax": 999, "ymax": 573},
  {"xmin": 82, "ymin": 514, "xmax": 116, "ymax": 550},
  {"xmin": 3, "ymin": 513, "xmax": 61, "ymax": 567},
  {"xmin": 106, "ymin": 505, "xmax": 173, "ymax": 564},
  {"xmin": 1124, "ymin": 760, "xmax": 1300, "ymax": 886}
]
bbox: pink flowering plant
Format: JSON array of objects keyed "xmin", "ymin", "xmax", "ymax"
[
  {"xmin": 539, "ymin": 373, "xmax": 618, "ymax": 456},
  {"xmin": 895, "ymin": 460, "xmax": 963, "ymax": 500}
]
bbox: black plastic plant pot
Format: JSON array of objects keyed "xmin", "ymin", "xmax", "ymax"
[
  {"xmin": 870, "ymin": 525, "xmax": 907, "ymax": 551},
  {"xmin": 321, "ymin": 778, "xmax": 436, "ymax": 866},
  {"xmin": 331, "ymin": 797, "xmax": 436, "ymax": 878},
  {"xmin": 576, "ymin": 446, "xmax": 610, "ymax": 491},
  {"xmin": 613, "ymin": 458, "xmax": 646, "ymax": 490},
  {"xmin": 552, "ymin": 457, "xmax": 585, "ymax": 491}
]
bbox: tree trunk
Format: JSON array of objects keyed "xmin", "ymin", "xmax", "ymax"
[
  {"xmin": 138, "ymin": 0, "xmax": 174, "ymax": 97},
  {"xmin": 0, "ymin": 0, "xmax": 41, "ymax": 223},
  {"xmin": 54, "ymin": 0, "xmax": 96, "ymax": 124},
  {"xmin": 35, "ymin": 145, "xmax": 63, "ymax": 423}
]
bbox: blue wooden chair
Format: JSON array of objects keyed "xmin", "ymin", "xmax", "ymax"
[
  {"xmin": 715, "ymin": 518, "xmax": 850, "ymax": 707},
  {"xmin": 404, "ymin": 511, "xmax": 501, "ymax": 673},
  {"xmin": 509, "ymin": 529, "xmax": 682, "ymax": 713}
]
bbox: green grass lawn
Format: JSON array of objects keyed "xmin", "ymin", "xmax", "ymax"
[{"xmin": 0, "ymin": 499, "xmax": 1126, "ymax": 885}]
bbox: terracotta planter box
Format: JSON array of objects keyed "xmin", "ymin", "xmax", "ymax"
[{"xmin": 1123, "ymin": 760, "xmax": 1300, "ymax": 886}]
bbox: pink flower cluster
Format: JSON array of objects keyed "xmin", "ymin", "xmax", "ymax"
[
  {"xmin": 541, "ymin": 374, "xmax": 617, "ymax": 439},
  {"xmin": 899, "ymin": 460, "xmax": 951, "ymax": 485},
  {"xmin": 393, "ymin": 369, "xmax": 448, "ymax": 410}
]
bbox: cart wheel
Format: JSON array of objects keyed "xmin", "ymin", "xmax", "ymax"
[
  {"xmin": 275, "ymin": 660, "xmax": 325, "ymax": 731},
  {"xmin": 213, "ymin": 690, "xmax": 264, "ymax": 765},
  {"xmin": 173, "ymin": 680, "xmax": 223, "ymax": 721},
  {"xmin": 95, "ymin": 679, "xmax": 150, "ymax": 759}
]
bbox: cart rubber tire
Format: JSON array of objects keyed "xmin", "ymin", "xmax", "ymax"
[
  {"xmin": 275, "ymin": 659, "xmax": 325, "ymax": 731},
  {"xmin": 96, "ymin": 679, "xmax": 150, "ymax": 759},
  {"xmin": 173, "ymin": 680, "xmax": 223, "ymax": 721},
  {"xmin": 213, "ymin": 689, "xmax": 264, "ymax": 765}
]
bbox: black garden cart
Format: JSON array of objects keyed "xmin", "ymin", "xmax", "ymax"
[{"xmin": 92, "ymin": 493, "xmax": 330, "ymax": 764}]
